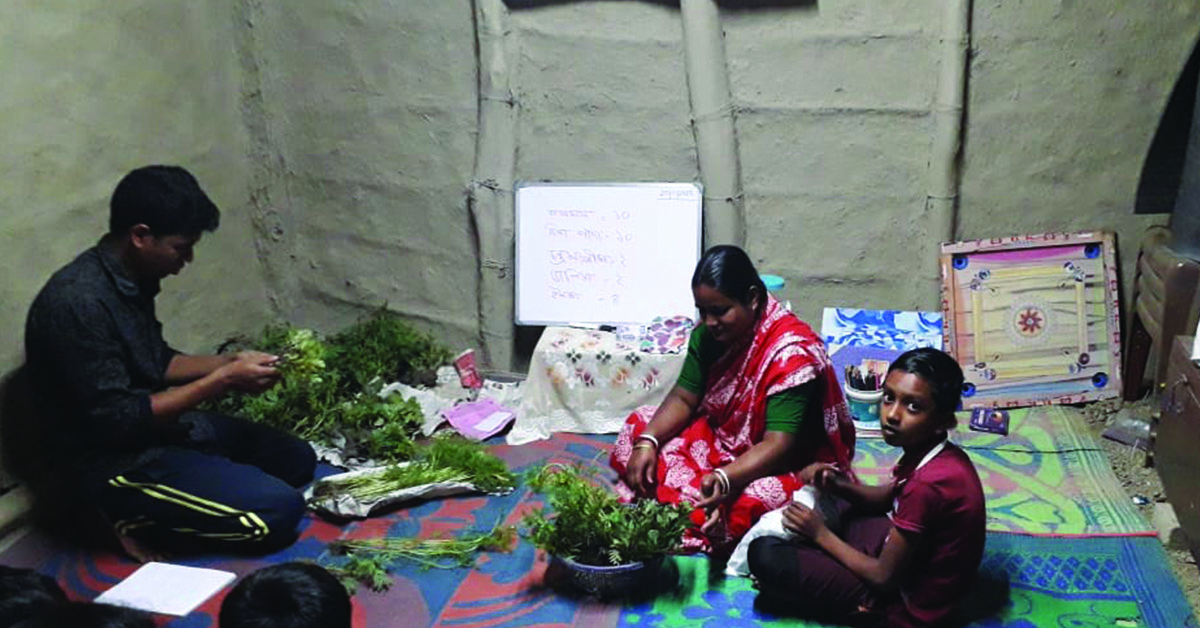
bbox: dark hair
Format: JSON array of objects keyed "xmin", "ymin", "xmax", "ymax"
[
  {"xmin": 20, "ymin": 601, "xmax": 154, "ymax": 628},
  {"xmin": 219, "ymin": 562, "xmax": 351, "ymax": 628},
  {"xmin": 691, "ymin": 245, "xmax": 767, "ymax": 314},
  {"xmin": 887, "ymin": 348, "xmax": 965, "ymax": 416},
  {"xmin": 109, "ymin": 165, "xmax": 220, "ymax": 237},
  {"xmin": 0, "ymin": 566, "xmax": 66, "ymax": 628}
]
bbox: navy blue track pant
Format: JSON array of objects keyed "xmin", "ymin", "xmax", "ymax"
[{"xmin": 97, "ymin": 411, "xmax": 316, "ymax": 554}]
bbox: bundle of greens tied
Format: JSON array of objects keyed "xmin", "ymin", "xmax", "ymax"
[
  {"xmin": 207, "ymin": 306, "xmax": 454, "ymax": 463},
  {"xmin": 311, "ymin": 434, "xmax": 516, "ymax": 504}
]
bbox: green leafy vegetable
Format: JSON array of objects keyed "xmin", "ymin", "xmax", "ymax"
[
  {"xmin": 208, "ymin": 317, "xmax": 439, "ymax": 463},
  {"xmin": 311, "ymin": 435, "xmax": 516, "ymax": 502},
  {"xmin": 521, "ymin": 463, "xmax": 692, "ymax": 567},
  {"xmin": 328, "ymin": 525, "xmax": 517, "ymax": 592},
  {"xmin": 327, "ymin": 306, "xmax": 453, "ymax": 391}
]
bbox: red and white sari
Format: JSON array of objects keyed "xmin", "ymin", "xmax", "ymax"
[{"xmin": 610, "ymin": 295, "xmax": 855, "ymax": 553}]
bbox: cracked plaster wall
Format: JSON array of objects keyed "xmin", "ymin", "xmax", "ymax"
[
  {"xmin": 246, "ymin": 1, "xmax": 483, "ymax": 351},
  {"xmin": 2, "ymin": 0, "xmax": 1197, "ymax": 392}
]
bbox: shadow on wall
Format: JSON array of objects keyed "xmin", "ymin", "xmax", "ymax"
[
  {"xmin": 502, "ymin": 0, "xmax": 816, "ymax": 10},
  {"xmin": 1136, "ymin": 32, "xmax": 1200, "ymax": 216},
  {"xmin": 0, "ymin": 366, "xmax": 44, "ymax": 494},
  {"xmin": 0, "ymin": 366, "xmax": 111, "ymax": 547}
]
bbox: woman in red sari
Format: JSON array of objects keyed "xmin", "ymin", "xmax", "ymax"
[{"xmin": 610, "ymin": 245, "xmax": 855, "ymax": 553}]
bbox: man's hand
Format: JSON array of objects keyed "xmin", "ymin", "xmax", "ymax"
[
  {"xmin": 218, "ymin": 352, "xmax": 281, "ymax": 393},
  {"xmin": 781, "ymin": 502, "xmax": 828, "ymax": 542},
  {"xmin": 624, "ymin": 445, "xmax": 658, "ymax": 498}
]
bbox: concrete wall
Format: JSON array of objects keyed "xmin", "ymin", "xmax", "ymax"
[
  {"xmin": 492, "ymin": 0, "xmax": 1197, "ymax": 331},
  {"xmin": 961, "ymin": 1, "xmax": 1200, "ymax": 299},
  {"xmin": 0, "ymin": 2, "xmax": 270, "ymax": 486},
  {"xmin": 246, "ymin": 1, "xmax": 483, "ymax": 350},
  {"xmin": 1, "ymin": 0, "xmax": 1196, "ymax": 427},
  {"xmin": 726, "ymin": 1, "xmax": 943, "ymax": 322}
]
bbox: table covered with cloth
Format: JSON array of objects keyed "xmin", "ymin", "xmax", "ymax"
[{"xmin": 508, "ymin": 325, "xmax": 688, "ymax": 445}]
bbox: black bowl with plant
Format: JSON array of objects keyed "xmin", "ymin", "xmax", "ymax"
[{"xmin": 521, "ymin": 463, "xmax": 692, "ymax": 598}]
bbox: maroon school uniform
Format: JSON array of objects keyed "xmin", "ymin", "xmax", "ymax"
[{"xmin": 886, "ymin": 441, "xmax": 986, "ymax": 628}]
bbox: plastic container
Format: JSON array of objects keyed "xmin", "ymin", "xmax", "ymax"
[
  {"xmin": 844, "ymin": 383, "xmax": 883, "ymax": 427},
  {"xmin": 760, "ymin": 274, "xmax": 785, "ymax": 291},
  {"xmin": 760, "ymin": 274, "xmax": 791, "ymax": 311}
]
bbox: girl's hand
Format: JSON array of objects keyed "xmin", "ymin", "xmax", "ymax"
[
  {"xmin": 799, "ymin": 462, "xmax": 843, "ymax": 489},
  {"xmin": 624, "ymin": 445, "xmax": 658, "ymax": 498},
  {"xmin": 781, "ymin": 502, "xmax": 827, "ymax": 541}
]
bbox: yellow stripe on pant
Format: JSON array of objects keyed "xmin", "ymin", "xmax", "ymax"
[{"xmin": 108, "ymin": 476, "xmax": 271, "ymax": 541}]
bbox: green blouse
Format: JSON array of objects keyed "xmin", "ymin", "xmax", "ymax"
[{"xmin": 675, "ymin": 325, "xmax": 819, "ymax": 434}]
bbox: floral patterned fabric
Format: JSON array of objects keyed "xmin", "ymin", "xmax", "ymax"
[
  {"xmin": 508, "ymin": 327, "xmax": 687, "ymax": 445},
  {"xmin": 610, "ymin": 296, "xmax": 855, "ymax": 553},
  {"xmin": 638, "ymin": 315, "xmax": 695, "ymax": 354}
]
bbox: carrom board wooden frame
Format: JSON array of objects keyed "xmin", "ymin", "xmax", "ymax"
[{"xmin": 940, "ymin": 231, "xmax": 1122, "ymax": 408}]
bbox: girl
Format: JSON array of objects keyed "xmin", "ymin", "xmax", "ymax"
[{"xmin": 747, "ymin": 348, "xmax": 985, "ymax": 628}]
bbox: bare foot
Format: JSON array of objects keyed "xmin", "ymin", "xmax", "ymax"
[
  {"xmin": 98, "ymin": 511, "xmax": 169, "ymax": 563},
  {"xmin": 115, "ymin": 531, "xmax": 169, "ymax": 564}
]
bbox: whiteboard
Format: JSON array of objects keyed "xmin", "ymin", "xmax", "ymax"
[{"xmin": 515, "ymin": 182, "xmax": 702, "ymax": 325}]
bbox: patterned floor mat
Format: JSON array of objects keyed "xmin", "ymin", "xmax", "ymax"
[
  {"xmin": 0, "ymin": 408, "xmax": 1172, "ymax": 626},
  {"xmin": 617, "ymin": 533, "xmax": 1197, "ymax": 628},
  {"xmin": 854, "ymin": 405, "xmax": 1153, "ymax": 535}
]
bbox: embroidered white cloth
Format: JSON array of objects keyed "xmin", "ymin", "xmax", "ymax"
[{"xmin": 508, "ymin": 326, "xmax": 686, "ymax": 445}]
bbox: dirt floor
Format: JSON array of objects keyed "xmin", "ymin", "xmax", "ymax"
[{"xmin": 1081, "ymin": 396, "xmax": 1200, "ymax": 622}]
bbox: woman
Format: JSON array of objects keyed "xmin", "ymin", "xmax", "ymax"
[{"xmin": 610, "ymin": 245, "xmax": 855, "ymax": 553}]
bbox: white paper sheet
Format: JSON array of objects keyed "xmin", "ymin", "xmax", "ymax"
[
  {"xmin": 95, "ymin": 562, "xmax": 236, "ymax": 616},
  {"xmin": 1192, "ymin": 321, "xmax": 1199, "ymax": 363}
]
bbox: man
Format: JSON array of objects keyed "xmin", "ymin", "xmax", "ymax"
[{"xmin": 24, "ymin": 165, "xmax": 315, "ymax": 558}]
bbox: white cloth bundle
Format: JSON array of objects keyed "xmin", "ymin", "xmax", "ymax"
[{"xmin": 725, "ymin": 485, "xmax": 841, "ymax": 578}]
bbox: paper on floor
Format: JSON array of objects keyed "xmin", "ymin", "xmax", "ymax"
[{"xmin": 94, "ymin": 562, "xmax": 235, "ymax": 616}]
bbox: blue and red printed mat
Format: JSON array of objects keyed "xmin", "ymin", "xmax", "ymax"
[{"xmin": 1, "ymin": 429, "xmax": 1195, "ymax": 627}]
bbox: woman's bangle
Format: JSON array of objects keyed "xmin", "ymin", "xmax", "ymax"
[
  {"xmin": 632, "ymin": 442, "xmax": 657, "ymax": 452},
  {"xmin": 636, "ymin": 433, "xmax": 660, "ymax": 450},
  {"xmin": 713, "ymin": 468, "xmax": 731, "ymax": 494}
]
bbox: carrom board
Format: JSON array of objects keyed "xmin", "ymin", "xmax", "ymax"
[{"xmin": 940, "ymin": 232, "xmax": 1122, "ymax": 408}]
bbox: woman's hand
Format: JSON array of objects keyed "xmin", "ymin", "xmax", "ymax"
[
  {"xmin": 700, "ymin": 502, "xmax": 725, "ymax": 536},
  {"xmin": 697, "ymin": 472, "xmax": 729, "ymax": 535},
  {"xmin": 781, "ymin": 502, "xmax": 828, "ymax": 542},
  {"xmin": 695, "ymin": 472, "xmax": 726, "ymax": 510},
  {"xmin": 624, "ymin": 444, "xmax": 658, "ymax": 498}
]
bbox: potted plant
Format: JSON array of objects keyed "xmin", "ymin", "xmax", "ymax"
[{"xmin": 521, "ymin": 463, "xmax": 692, "ymax": 598}]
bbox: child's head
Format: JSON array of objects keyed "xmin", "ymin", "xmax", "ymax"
[
  {"xmin": 219, "ymin": 562, "xmax": 351, "ymax": 628},
  {"xmin": 0, "ymin": 566, "xmax": 66, "ymax": 628},
  {"xmin": 17, "ymin": 601, "xmax": 155, "ymax": 628},
  {"xmin": 881, "ymin": 348, "xmax": 964, "ymax": 447}
]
